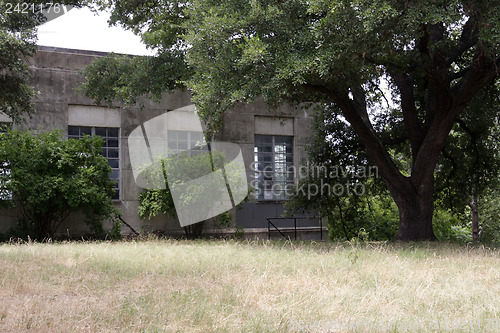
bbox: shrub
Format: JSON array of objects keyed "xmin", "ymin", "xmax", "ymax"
[
  {"xmin": 0, "ymin": 129, "xmax": 120, "ymax": 240},
  {"xmin": 138, "ymin": 152, "xmax": 231, "ymax": 239}
]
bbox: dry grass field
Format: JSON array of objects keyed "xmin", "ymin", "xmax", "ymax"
[{"xmin": 0, "ymin": 239, "xmax": 498, "ymax": 332}]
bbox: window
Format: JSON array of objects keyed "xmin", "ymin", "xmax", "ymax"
[
  {"xmin": 68, "ymin": 126, "xmax": 120, "ymax": 199},
  {"xmin": 167, "ymin": 130, "xmax": 205, "ymax": 156},
  {"xmin": 254, "ymin": 135, "xmax": 294, "ymax": 200}
]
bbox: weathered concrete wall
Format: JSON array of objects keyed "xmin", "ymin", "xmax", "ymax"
[
  {"xmin": 217, "ymin": 98, "xmax": 314, "ymax": 231},
  {"xmin": 0, "ymin": 46, "xmax": 317, "ymax": 239}
]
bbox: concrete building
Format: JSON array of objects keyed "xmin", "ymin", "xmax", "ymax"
[{"xmin": 0, "ymin": 46, "xmax": 324, "ymax": 239}]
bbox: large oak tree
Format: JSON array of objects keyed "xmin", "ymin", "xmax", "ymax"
[{"xmin": 83, "ymin": 0, "xmax": 500, "ymax": 240}]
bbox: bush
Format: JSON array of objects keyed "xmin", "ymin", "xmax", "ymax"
[
  {"xmin": 137, "ymin": 151, "xmax": 234, "ymax": 239},
  {"xmin": 477, "ymin": 188, "xmax": 500, "ymax": 244},
  {"xmin": 0, "ymin": 129, "xmax": 120, "ymax": 240},
  {"xmin": 432, "ymin": 208, "xmax": 472, "ymax": 243}
]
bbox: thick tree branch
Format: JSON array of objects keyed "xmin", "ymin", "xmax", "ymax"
[
  {"xmin": 411, "ymin": 52, "xmax": 499, "ymax": 188},
  {"xmin": 303, "ymin": 83, "xmax": 409, "ymax": 194},
  {"xmin": 391, "ymin": 71, "xmax": 423, "ymax": 160},
  {"xmin": 451, "ymin": 54, "xmax": 500, "ymax": 117},
  {"xmin": 445, "ymin": 16, "xmax": 479, "ymax": 66}
]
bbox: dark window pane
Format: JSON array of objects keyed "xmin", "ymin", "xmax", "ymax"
[
  {"xmin": 95, "ymin": 127, "xmax": 107, "ymax": 137},
  {"xmin": 107, "ymin": 139, "xmax": 119, "ymax": 148},
  {"xmin": 108, "ymin": 159, "xmax": 119, "ymax": 169},
  {"xmin": 263, "ymin": 163, "xmax": 273, "ymax": 173},
  {"xmin": 108, "ymin": 128, "xmax": 119, "ymax": 137},
  {"xmin": 68, "ymin": 126, "xmax": 79, "ymax": 136},
  {"xmin": 108, "ymin": 149, "xmax": 119, "ymax": 158},
  {"xmin": 80, "ymin": 127, "xmax": 92, "ymax": 136}
]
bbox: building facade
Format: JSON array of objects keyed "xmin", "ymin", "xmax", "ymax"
[{"xmin": 0, "ymin": 46, "xmax": 324, "ymax": 239}]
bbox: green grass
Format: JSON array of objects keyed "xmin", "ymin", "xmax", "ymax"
[{"xmin": 0, "ymin": 239, "xmax": 498, "ymax": 332}]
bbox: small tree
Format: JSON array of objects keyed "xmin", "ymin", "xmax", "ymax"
[
  {"xmin": 138, "ymin": 150, "xmax": 239, "ymax": 239},
  {"xmin": 0, "ymin": 129, "xmax": 119, "ymax": 240}
]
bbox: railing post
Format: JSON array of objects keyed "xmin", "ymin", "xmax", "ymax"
[
  {"xmin": 267, "ymin": 218, "xmax": 270, "ymax": 240},
  {"xmin": 294, "ymin": 218, "xmax": 297, "ymax": 240},
  {"xmin": 320, "ymin": 216, "xmax": 323, "ymax": 240}
]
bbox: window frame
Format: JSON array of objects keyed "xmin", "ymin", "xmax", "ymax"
[
  {"xmin": 68, "ymin": 125, "xmax": 120, "ymax": 200},
  {"xmin": 167, "ymin": 130, "xmax": 206, "ymax": 156},
  {"xmin": 254, "ymin": 134, "xmax": 294, "ymax": 201}
]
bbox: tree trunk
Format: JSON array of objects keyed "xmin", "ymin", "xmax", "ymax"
[
  {"xmin": 469, "ymin": 193, "xmax": 479, "ymax": 241},
  {"xmin": 394, "ymin": 195, "xmax": 436, "ymax": 241},
  {"xmin": 183, "ymin": 221, "xmax": 205, "ymax": 239},
  {"xmin": 390, "ymin": 178, "xmax": 437, "ymax": 241}
]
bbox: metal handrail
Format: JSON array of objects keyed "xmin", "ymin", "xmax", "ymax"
[{"xmin": 266, "ymin": 216, "xmax": 323, "ymax": 240}]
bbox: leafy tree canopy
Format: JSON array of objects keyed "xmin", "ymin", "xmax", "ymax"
[
  {"xmin": 83, "ymin": 0, "xmax": 500, "ymax": 240},
  {"xmin": 0, "ymin": 1, "xmax": 84, "ymax": 122}
]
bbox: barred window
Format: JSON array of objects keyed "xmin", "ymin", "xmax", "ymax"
[
  {"xmin": 167, "ymin": 130, "xmax": 205, "ymax": 156},
  {"xmin": 68, "ymin": 126, "xmax": 120, "ymax": 200},
  {"xmin": 254, "ymin": 135, "xmax": 294, "ymax": 200}
]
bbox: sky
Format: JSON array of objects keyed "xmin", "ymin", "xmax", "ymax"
[{"xmin": 37, "ymin": 7, "xmax": 154, "ymax": 56}]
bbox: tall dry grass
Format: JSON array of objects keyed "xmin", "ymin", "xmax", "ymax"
[{"xmin": 0, "ymin": 239, "xmax": 498, "ymax": 332}]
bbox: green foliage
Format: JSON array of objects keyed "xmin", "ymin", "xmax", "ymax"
[
  {"xmin": 212, "ymin": 211, "xmax": 232, "ymax": 230},
  {"xmin": 137, "ymin": 157, "xmax": 176, "ymax": 221},
  {"xmin": 137, "ymin": 151, "xmax": 240, "ymax": 239},
  {"xmin": 0, "ymin": 128, "xmax": 119, "ymax": 240},
  {"xmin": 432, "ymin": 208, "xmax": 468, "ymax": 242},
  {"xmin": 285, "ymin": 106, "xmax": 398, "ymax": 241},
  {"xmin": 0, "ymin": 1, "xmax": 39, "ymax": 122},
  {"xmin": 435, "ymin": 85, "xmax": 500, "ymax": 214},
  {"xmin": 107, "ymin": 219, "xmax": 123, "ymax": 241},
  {"xmin": 477, "ymin": 188, "xmax": 500, "ymax": 244},
  {"xmin": 0, "ymin": 1, "xmax": 85, "ymax": 122},
  {"xmin": 233, "ymin": 225, "xmax": 245, "ymax": 239},
  {"xmin": 78, "ymin": 52, "xmax": 191, "ymax": 107},
  {"xmin": 83, "ymin": 0, "xmax": 500, "ymax": 240}
]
